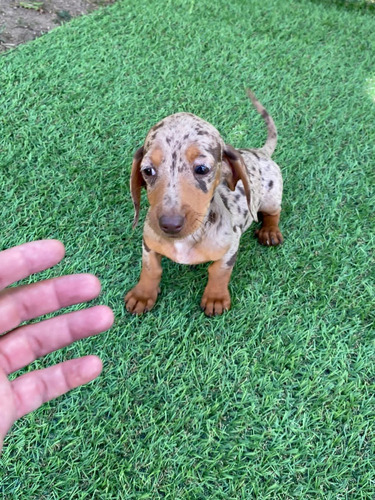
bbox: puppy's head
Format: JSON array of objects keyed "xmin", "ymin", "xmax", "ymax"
[{"xmin": 130, "ymin": 113, "xmax": 250, "ymax": 238}]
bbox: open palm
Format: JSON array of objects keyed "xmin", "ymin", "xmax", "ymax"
[{"xmin": 0, "ymin": 240, "xmax": 114, "ymax": 452}]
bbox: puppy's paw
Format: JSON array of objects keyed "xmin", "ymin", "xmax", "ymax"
[
  {"xmin": 125, "ymin": 285, "xmax": 160, "ymax": 315},
  {"xmin": 200, "ymin": 288, "xmax": 231, "ymax": 317},
  {"xmin": 255, "ymin": 226, "xmax": 283, "ymax": 246}
]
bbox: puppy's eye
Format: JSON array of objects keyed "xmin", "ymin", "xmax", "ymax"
[
  {"xmin": 194, "ymin": 164, "xmax": 210, "ymax": 175},
  {"xmin": 142, "ymin": 167, "xmax": 156, "ymax": 177}
]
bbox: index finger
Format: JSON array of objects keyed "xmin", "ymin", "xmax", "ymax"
[{"xmin": 0, "ymin": 240, "xmax": 65, "ymax": 291}]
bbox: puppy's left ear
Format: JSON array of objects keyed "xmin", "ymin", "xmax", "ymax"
[
  {"xmin": 223, "ymin": 144, "xmax": 257, "ymax": 221},
  {"xmin": 130, "ymin": 146, "xmax": 145, "ymax": 228}
]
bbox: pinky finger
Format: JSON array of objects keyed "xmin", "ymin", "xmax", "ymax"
[{"xmin": 11, "ymin": 355, "xmax": 103, "ymax": 420}]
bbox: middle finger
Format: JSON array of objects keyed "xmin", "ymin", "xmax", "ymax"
[
  {"xmin": 0, "ymin": 305, "xmax": 113, "ymax": 374},
  {"xmin": 0, "ymin": 274, "xmax": 101, "ymax": 334}
]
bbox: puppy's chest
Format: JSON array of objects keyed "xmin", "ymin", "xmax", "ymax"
[
  {"xmin": 146, "ymin": 232, "xmax": 232, "ymax": 265},
  {"xmin": 171, "ymin": 239, "xmax": 230, "ymax": 265}
]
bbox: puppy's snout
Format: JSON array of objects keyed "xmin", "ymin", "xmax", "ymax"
[{"xmin": 159, "ymin": 214, "xmax": 185, "ymax": 235}]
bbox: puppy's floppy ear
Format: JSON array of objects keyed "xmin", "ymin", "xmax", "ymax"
[
  {"xmin": 223, "ymin": 145, "xmax": 257, "ymax": 221},
  {"xmin": 223, "ymin": 144, "xmax": 257, "ymax": 220},
  {"xmin": 130, "ymin": 146, "xmax": 145, "ymax": 228}
]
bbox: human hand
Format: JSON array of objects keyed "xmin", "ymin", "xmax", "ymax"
[{"xmin": 0, "ymin": 240, "xmax": 114, "ymax": 452}]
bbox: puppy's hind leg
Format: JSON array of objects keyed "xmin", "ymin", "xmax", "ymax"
[
  {"xmin": 255, "ymin": 211, "xmax": 283, "ymax": 246},
  {"xmin": 256, "ymin": 161, "xmax": 283, "ymax": 246}
]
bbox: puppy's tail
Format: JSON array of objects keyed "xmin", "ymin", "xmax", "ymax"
[{"xmin": 246, "ymin": 89, "xmax": 277, "ymax": 157}]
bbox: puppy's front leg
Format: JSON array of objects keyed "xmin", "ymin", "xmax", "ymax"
[
  {"xmin": 200, "ymin": 249, "xmax": 238, "ymax": 317},
  {"xmin": 125, "ymin": 242, "xmax": 162, "ymax": 314}
]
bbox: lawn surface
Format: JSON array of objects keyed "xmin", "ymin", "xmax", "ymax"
[{"xmin": 0, "ymin": 0, "xmax": 374, "ymax": 497}]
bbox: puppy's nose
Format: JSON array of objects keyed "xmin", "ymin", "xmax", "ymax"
[{"xmin": 159, "ymin": 215, "xmax": 185, "ymax": 234}]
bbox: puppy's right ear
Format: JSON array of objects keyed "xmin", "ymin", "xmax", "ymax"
[{"xmin": 130, "ymin": 146, "xmax": 145, "ymax": 228}]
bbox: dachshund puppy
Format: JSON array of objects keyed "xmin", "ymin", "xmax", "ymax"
[{"xmin": 125, "ymin": 90, "xmax": 283, "ymax": 316}]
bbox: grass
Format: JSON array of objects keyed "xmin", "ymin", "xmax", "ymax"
[{"xmin": 0, "ymin": 0, "xmax": 374, "ymax": 497}]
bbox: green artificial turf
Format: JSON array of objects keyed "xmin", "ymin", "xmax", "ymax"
[{"xmin": 0, "ymin": 0, "xmax": 374, "ymax": 497}]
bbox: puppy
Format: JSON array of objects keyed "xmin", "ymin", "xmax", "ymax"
[{"xmin": 125, "ymin": 90, "xmax": 283, "ymax": 316}]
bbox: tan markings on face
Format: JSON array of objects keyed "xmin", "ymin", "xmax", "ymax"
[
  {"xmin": 146, "ymin": 176, "xmax": 167, "ymax": 231},
  {"xmin": 179, "ymin": 181, "xmax": 215, "ymax": 235},
  {"xmin": 185, "ymin": 144, "xmax": 203, "ymax": 164},
  {"xmin": 150, "ymin": 147, "xmax": 163, "ymax": 167}
]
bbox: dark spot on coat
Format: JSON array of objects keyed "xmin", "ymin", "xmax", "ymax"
[
  {"xmin": 151, "ymin": 121, "xmax": 165, "ymax": 132},
  {"xmin": 220, "ymin": 193, "xmax": 230, "ymax": 211},
  {"xmin": 268, "ymin": 180, "xmax": 274, "ymax": 190},
  {"xmin": 178, "ymin": 161, "xmax": 186, "ymax": 173},
  {"xmin": 164, "ymin": 194, "xmax": 173, "ymax": 205},
  {"xmin": 197, "ymin": 129, "xmax": 209, "ymax": 136},
  {"xmin": 237, "ymin": 185, "xmax": 245, "ymax": 196},
  {"xmin": 183, "ymin": 133, "xmax": 190, "ymax": 140},
  {"xmin": 226, "ymin": 251, "xmax": 238, "ymax": 268},
  {"xmin": 233, "ymin": 224, "xmax": 244, "ymax": 234},
  {"xmin": 143, "ymin": 238, "xmax": 151, "ymax": 252},
  {"xmin": 208, "ymin": 210, "xmax": 217, "ymax": 224},
  {"xmin": 208, "ymin": 144, "xmax": 221, "ymax": 162},
  {"xmin": 166, "ymin": 136, "xmax": 172, "ymax": 144},
  {"xmin": 171, "ymin": 151, "xmax": 177, "ymax": 172},
  {"xmin": 196, "ymin": 178, "xmax": 208, "ymax": 193}
]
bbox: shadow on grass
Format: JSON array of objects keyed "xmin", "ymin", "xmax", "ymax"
[{"xmin": 308, "ymin": 0, "xmax": 375, "ymax": 13}]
